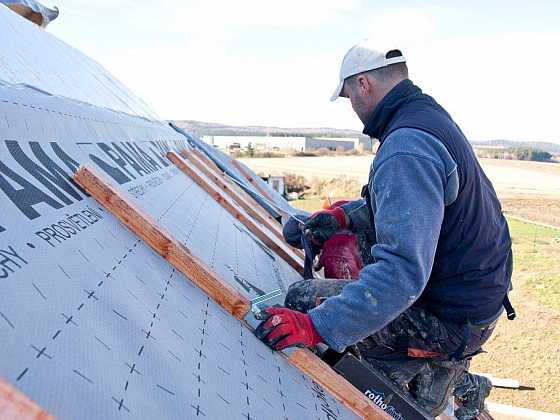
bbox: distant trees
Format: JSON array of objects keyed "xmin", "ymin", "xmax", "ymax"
[
  {"xmin": 247, "ymin": 142, "xmax": 254, "ymax": 158},
  {"xmin": 475, "ymin": 147, "xmax": 554, "ymax": 162},
  {"xmin": 284, "ymin": 173, "xmax": 307, "ymax": 194},
  {"xmin": 511, "ymin": 148, "xmax": 553, "ymax": 162}
]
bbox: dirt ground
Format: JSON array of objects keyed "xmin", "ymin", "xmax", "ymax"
[
  {"xmin": 241, "ymin": 156, "xmax": 560, "ymax": 414},
  {"xmin": 500, "ymin": 195, "xmax": 560, "ymax": 228},
  {"xmin": 483, "ymin": 158, "xmax": 560, "ymax": 227},
  {"xmin": 241, "ymin": 156, "xmax": 560, "ymax": 228}
]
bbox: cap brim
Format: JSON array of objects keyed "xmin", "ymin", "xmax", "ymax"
[{"xmin": 330, "ymin": 80, "xmax": 344, "ymax": 102}]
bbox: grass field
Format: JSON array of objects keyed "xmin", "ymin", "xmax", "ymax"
[{"xmin": 257, "ymin": 155, "xmax": 560, "ymax": 413}]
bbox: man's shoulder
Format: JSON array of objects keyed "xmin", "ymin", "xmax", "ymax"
[
  {"xmin": 374, "ymin": 128, "xmax": 456, "ymax": 173},
  {"xmin": 372, "ymin": 128, "xmax": 460, "ymax": 206}
]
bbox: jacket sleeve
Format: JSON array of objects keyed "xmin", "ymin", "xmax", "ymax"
[
  {"xmin": 308, "ymin": 129, "xmax": 451, "ymax": 352},
  {"xmin": 340, "ymin": 199, "xmax": 373, "ymax": 233},
  {"xmin": 282, "ymin": 214, "xmax": 309, "ymax": 248}
]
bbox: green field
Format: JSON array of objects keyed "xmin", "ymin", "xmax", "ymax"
[{"xmin": 508, "ymin": 218, "xmax": 560, "ymax": 311}]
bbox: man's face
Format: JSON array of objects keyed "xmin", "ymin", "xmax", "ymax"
[{"xmin": 342, "ymin": 77, "xmax": 374, "ymax": 125}]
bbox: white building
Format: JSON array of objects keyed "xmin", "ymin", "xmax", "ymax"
[
  {"xmin": 202, "ymin": 136, "xmax": 305, "ymax": 151},
  {"xmin": 202, "ymin": 135, "xmax": 361, "ymax": 153},
  {"xmin": 307, "ymin": 137, "xmax": 358, "ymax": 151},
  {"xmin": 263, "ymin": 175, "xmax": 286, "ymax": 195}
]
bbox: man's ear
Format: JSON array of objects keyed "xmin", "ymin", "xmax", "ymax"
[{"xmin": 357, "ymin": 74, "xmax": 371, "ymax": 95}]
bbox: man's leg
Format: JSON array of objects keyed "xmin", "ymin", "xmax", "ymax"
[
  {"xmin": 409, "ymin": 359, "xmax": 469, "ymax": 415},
  {"xmin": 453, "ymin": 372, "xmax": 493, "ymax": 420},
  {"xmin": 284, "ymin": 278, "xmax": 353, "ymax": 313},
  {"xmin": 357, "ymin": 307, "xmax": 470, "ymax": 417},
  {"xmin": 285, "ymin": 281, "xmax": 461, "ymax": 413},
  {"xmin": 284, "ymin": 280, "xmax": 491, "ymax": 418}
]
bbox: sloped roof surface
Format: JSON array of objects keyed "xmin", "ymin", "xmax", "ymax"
[
  {"xmin": 0, "ymin": 5, "xmax": 359, "ymax": 420},
  {"xmin": 0, "ymin": 4, "xmax": 157, "ymax": 120}
]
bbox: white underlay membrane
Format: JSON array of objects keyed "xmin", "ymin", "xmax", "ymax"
[
  {"xmin": 0, "ymin": 5, "xmax": 158, "ymax": 120},
  {"xmin": 0, "ymin": 5, "xmax": 359, "ymax": 419}
]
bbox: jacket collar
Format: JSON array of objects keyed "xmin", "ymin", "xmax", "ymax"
[{"xmin": 362, "ymin": 79, "xmax": 422, "ymax": 141}]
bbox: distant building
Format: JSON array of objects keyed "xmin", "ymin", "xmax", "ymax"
[
  {"xmin": 306, "ymin": 137, "xmax": 357, "ymax": 151},
  {"xmin": 261, "ymin": 175, "xmax": 285, "ymax": 196},
  {"xmin": 359, "ymin": 136, "xmax": 374, "ymax": 152},
  {"xmin": 202, "ymin": 135, "xmax": 363, "ymax": 153},
  {"xmin": 202, "ymin": 136, "xmax": 305, "ymax": 152}
]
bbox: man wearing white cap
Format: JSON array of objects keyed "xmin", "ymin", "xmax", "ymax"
[{"xmin": 256, "ymin": 41, "xmax": 514, "ymax": 419}]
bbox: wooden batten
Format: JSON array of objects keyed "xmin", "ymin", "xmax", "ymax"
[
  {"xmin": 289, "ymin": 350, "xmax": 390, "ymax": 420},
  {"xmin": 179, "ymin": 150, "xmax": 284, "ymax": 239},
  {"xmin": 191, "ymin": 147, "xmax": 223, "ymax": 175},
  {"xmin": 0, "ymin": 378, "xmax": 55, "ymax": 420},
  {"xmin": 182, "ymin": 150, "xmax": 307, "ymax": 261},
  {"xmin": 73, "ymin": 165, "xmax": 250, "ymax": 319},
  {"xmin": 230, "ymin": 158, "xmax": 289, "ymax": 217},
  {"xmin": 73, "ymin": 164, "xmax": 387, "ymax": 420},
  {"xmin": 167, "ymin": 152, "xmax": 305, "ymax": 275},
  {"xmin": 189, "ymin": 148, "xmax": 288, "ymax": 220},
  {"xmin": 179, "ymin": 150, "xmax": 306, "ymax": 260},
  {"xmin": 6, "ymin": 5, "xmax": 44, "ymax": 26}
]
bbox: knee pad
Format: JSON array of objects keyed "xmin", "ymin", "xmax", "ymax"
[{"xmin": 319, "ymin": 231, "xmax": 363, "ymax": 279}]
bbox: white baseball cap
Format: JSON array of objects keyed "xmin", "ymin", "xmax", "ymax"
[{"xmin": 330, "ymin": 42, "xmax": 406, "ymax": 101}]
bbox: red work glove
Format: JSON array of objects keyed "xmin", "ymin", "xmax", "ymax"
[
  {"xmin": 304, "ymin": 206, "xmax": 348, "ymax": 245},
  {"xmin": 255, "ymin": 307, "xmax": 322, "ymax": 351}
]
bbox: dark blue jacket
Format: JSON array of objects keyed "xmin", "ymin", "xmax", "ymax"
[{"xmin": 309, "ymin": 80, "xmax": 512, "ymax": 352}]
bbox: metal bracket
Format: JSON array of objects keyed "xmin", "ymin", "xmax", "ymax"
[
  {"xmin": 244, "ymin": 289, "xmax": 284, "ymax": 329},
  {"xmin": 250, "ymin": 289, "xmax": 283, "ymax": 319}
]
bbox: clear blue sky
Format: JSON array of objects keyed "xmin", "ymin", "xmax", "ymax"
[{"xmin": 49, "ymin": 0, "xmax": 560, "ymax": 143}]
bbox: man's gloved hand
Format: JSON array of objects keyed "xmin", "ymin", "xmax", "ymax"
[
  {"xmin": 304, "ymin": 206, "xmax": 348, "ymax": 245},
  {"xmin": 255, "ymin": 307, "xmax": 322, "ymax": 351}
]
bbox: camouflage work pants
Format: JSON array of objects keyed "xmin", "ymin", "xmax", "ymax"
[{"xmin": 285, "ymin": 279, "xmax": 494, "ymax": 417}]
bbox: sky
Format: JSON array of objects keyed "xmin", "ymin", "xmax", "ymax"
[{"xmin": 48, "ymin": 0, "xmax": 560, "ymax": 143}]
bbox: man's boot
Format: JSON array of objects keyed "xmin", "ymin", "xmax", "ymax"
[{"xmin": 453, "ymin": 373, "xmax": 492, "ymax": 420}]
